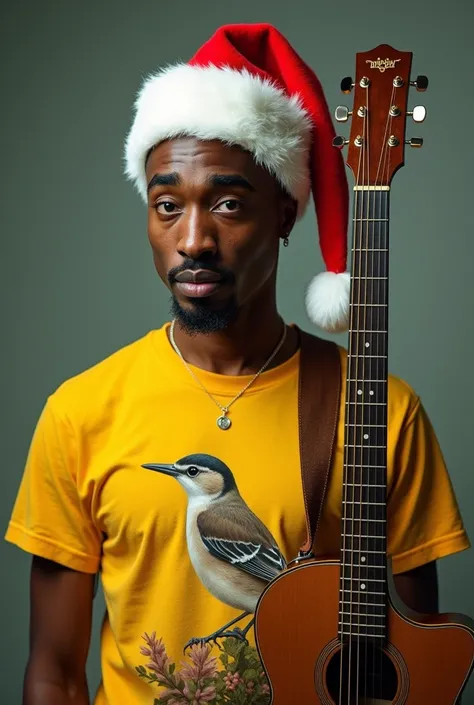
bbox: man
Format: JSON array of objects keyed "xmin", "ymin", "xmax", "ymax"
[{"xmin": 5, "ymin": 22, "xmax": 470, "ymax": 705}]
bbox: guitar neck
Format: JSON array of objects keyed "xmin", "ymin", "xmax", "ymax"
[{"xmin": 339, "ymin": 187, "xmax": 390, "ymax": 643}]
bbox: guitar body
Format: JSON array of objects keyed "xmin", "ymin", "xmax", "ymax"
[{"xmin": 255, "ymin": 560, "xmax": 474, "ymax": 704}]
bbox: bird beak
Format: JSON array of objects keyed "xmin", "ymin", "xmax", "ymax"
[{"xmin": 142, "ymin": 463, "xmax": 180, "ymax": 477}]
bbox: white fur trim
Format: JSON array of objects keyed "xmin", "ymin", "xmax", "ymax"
[
  {"xmin": 124, "ymin": 64, "xmax": 312, "ymax": 214},
  {"xmin": 305, "ymin": 271, "xmax": 350, "ymax": 333}
]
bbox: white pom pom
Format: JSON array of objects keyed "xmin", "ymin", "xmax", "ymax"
[{"xmin": 305, "ymin": 271, "xmax": 350, "ymax": 333}]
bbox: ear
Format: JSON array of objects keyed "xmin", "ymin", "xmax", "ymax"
[{"xmin": 279, "ymin": 196, "xmax": 298, "ymax": 242}]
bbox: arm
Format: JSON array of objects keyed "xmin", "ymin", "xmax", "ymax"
[
  {"xmin": 393, "ymin": 559, "xmax": 439, "ymax": 614},
  {"xmin": 23, "ymin": 556, "xmax": 95, "ymax": 705}
]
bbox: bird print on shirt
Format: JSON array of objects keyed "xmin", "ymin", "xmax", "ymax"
[{"xmin": 142, "ymin": 453, "xmax": 287, "ymax": 649}]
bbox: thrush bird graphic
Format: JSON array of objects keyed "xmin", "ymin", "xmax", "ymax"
[{"xmin": 142, "ymin": 453, "xmax": 286, "ymax": 649}]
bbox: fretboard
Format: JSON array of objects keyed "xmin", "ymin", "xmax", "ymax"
[{"xmin": 339, "ymin": 189, "xmax": 389, "ymax": 643}]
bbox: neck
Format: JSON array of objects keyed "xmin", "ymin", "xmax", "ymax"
[{"xmin": 170, "ymin": 302, "xmax": 298, "ymax": 376}]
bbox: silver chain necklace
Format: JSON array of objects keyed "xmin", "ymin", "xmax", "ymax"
[{"xmin": 169, "ymin": 319, "xmax": 287, "ymax": 430}]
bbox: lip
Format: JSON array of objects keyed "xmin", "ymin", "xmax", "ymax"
[
  {"xmin": 175, "ymin": 281, "xmax": 221, "ymax": 298},
  {"xmin": 174, "ymin": 269, "xmax": 222, "ymax": 284}
]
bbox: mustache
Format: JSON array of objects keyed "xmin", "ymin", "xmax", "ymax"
[{"xmin": 167, "ymin": 259, "xmax": 235, "ymax": 286}]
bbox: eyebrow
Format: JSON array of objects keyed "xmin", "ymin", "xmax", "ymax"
[
  {"xmin": 207, "ymin": 174, "xmax": 255, "ymax": 191},
  {"xmin": 146, "ymin": 172, "xmax": 255, "ymax": 193},
  {"xmin": 147, "ymin": 172, "xmax": 181, "ymax": 192}
]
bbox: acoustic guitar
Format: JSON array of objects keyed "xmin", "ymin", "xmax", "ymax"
[{"xmin": 254, "ymin": 45, "xmax": 474, "ymax": 704}]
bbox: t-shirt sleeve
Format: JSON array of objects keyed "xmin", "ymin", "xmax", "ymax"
[
  {"xmin": 387, "ymin": 396, "xmax": 470, "ymax": 574},
  {"xmin": 5, "ymin": 398, "xmax": 101, "ymax": 573}
]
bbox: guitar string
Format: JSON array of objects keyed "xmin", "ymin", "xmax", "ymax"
[
  {"xmin": 356, "ymin": 84, "xmax": 370, "ymax": 705},
  {"xmin": 351, "ymin": 85, "xmax": 370, "ymax": 705},
  {"xmin": 360, "ymin": 82, "xmax": 371, "ymax": 705},
  {"xmin": 339, "ymin": 92, "xmax": 365, "ymax": 705},
  {"xmin": 373, "ymin": 81, "xmax": 397, "ymax": 701}
]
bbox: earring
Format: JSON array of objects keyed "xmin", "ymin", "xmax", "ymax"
[{"xmin": 283, "ymin": 235, "xmax": 290, "ymax": 247}]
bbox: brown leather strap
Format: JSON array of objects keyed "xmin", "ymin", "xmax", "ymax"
[{"xmin": 297, "ymin": 328, "xmax": 342, "ymax": 556}]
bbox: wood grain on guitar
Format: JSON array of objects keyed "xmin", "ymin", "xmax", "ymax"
[{"xmin": 254, "ymin": 45, "xmax": 474, "ymax": 704}]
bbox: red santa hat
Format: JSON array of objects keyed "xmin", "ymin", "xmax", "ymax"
[{"xmin": 124, "ymin": 23, "xmax": 350, "ymax": 332}]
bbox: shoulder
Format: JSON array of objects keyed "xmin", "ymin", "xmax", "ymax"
[{"xmin": 46, "ymin": 329, "xmax": 160, "ymax": 426}]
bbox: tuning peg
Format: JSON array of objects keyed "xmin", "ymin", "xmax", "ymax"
[
  {"xmin": 410, "ymin": 75, "xmax": 429, "ymax": 91},
  {"xmin": 333, "ymin": 136, "xmax": 349, "ymax": 149},
  {"xmin": 340, "ymin": 77, "xmax": 354, "ymax": 94},
  {"xmin": 407, "ymin": 106, "xmax": 427, "ymax": 123},
  {"xmin": 335, "ymin": 106, "xmax": 352, "ymax": 122},
  {"xmin": 406, "ymin": 137, "xmax": 424, "ymax": 148}
]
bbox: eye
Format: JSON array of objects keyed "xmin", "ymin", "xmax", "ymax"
[
  {"xmin": 155, "ymin": 201, "xmax": 180, "ymax": 215},
  {"xmin": 214, "ymin": 199, "xmax": 242, "ymax": 213},
  {"xmin": 186, "ymin": 466, "xmax": 201, "ymax": 477}
]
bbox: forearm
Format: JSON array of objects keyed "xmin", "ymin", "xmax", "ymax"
[{"xmin": 23, "ymin": 662, "xmax": 90, "ymax": 705}]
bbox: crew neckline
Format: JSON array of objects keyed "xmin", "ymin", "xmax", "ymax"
[{"xmin": 150, "ymin": 322, "xmax": 301, "ymax": 397}]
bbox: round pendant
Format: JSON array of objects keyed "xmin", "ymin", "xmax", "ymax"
[{"xmin": 217, "ymin": 415, "xmax": 231, "ymax": 430}]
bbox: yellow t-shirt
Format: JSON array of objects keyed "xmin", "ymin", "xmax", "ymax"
[{"xmin": 5, "ymin": 323, "xmax": 470, "ymax": 705}]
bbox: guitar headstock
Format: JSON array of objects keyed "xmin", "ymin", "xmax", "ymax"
[{"xmin": 333, "ymin": 44, "xmax": 428, "ymax": 187}]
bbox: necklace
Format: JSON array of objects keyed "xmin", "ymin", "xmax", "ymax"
[{"xmin": 169, "ymin": 319, "xmax": 287, "ymax": 430}]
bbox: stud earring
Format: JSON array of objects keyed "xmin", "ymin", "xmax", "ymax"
[{"xmin": 283, "ymin": 235, "xmax": 290, "ymax": 247}]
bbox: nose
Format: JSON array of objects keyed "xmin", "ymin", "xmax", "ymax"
[{"xmin": 176, "ymin": 207, "xmax": 217, "ymax": 260}]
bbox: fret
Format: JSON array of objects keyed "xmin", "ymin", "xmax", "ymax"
[
  {"xmin": 353, "ymin": 190, "xmax": 389, "ymax": 216},
  {"xmin": 346, "ymin": 407, "xmax": 387, "ymax": 427},
  {"xmin": 349, "ymin": 312, "xmax": 387, "ymax": 330},
  {"xmin": 348, "ymin": 354, "xmax": 387, "ymax": 359},
  {"xmin": 343, "ymin": 518, "xmax": 386, "ymax": 525},
  {"xmin": 341, "ymin": 608, "xmax": 385, "ymax": 615},
  {"xmin": 341, "ymin": 534, "xmax": 385, "ymax": 540},
  {"xmin": 340, "ymin": 589, "xmax": 385, "ymax": 596},
  {"xmin": 345, "ymin": 444, "xmax": 386, "ymax": 449},
  {"xmin": 344, "ymin": 467, "xmax": 386, "ymax": 486},
  {"xmin": 346, "ymin": 401, "xmax": 386, "ymax": 407},
  {"xmin": 351, "ymin": 253, "xmax": 388, "ymax": 278},
  {"xmin": 344, "ymin": 449, "xmax": 387, "ymax": 472},
  {"xmin": 340, "ymin": 599, "xmax": 386, "ymax": 607},
  {"xmin": 351, "ymin": 273, "xmax": 387, "ymax": 291},
  {"xmin": 351, "ymin": 247, "xmax": 388, "ymax": 251},
  {"xmin": 342, "ymin": 535, "xmax": 385, "ymax": 549},
  {"xmin": 342, "ymin": 496, "xmax": 385, "ymax": 500},
  {"xmin": 346, "ymin": 378, "xmax": 386, "ymax": 383},
  {"xmin": 350, "ymin": 340, "xmax": 387, "ymax": 357},
  {"xmin": 341, "ymin": 577, "xmax": 386, "ymax": 583},
  {"xmin": 339, "ymin": 621, "xmax": 385, "ymax": 628},
  {"xmin": 340, "ymin": 631, "xmax": 385, "ymax": 639}
]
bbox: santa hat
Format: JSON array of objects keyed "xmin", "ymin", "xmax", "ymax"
[{"xmin": 124, "ymin": 23, "xmax": 350, "ymax": 332}]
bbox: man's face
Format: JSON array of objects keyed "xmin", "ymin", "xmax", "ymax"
[{"xmin": 145, "ymin": 137, "xmax": 296, "ymax": 333}]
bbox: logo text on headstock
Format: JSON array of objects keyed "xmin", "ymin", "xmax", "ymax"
[{"xmin": 366, "ymin": 57, "xmax": 402, "ymax": 73}]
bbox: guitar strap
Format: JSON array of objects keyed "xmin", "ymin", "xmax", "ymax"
[{"xmin": 297, "ymin": 328, "xmax": 342, "ymax": 557}]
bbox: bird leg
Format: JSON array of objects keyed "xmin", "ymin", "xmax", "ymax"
[
  {"xmin": 183, "ymin": 611, "xmax": 251, "ymax": 652},
  {"xmin": 219, "ymin": 615, "xmax": 255, "ymax": 643}
]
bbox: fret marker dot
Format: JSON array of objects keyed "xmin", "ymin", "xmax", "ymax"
[
  {"xmin": 361, "ymin": 556, "xmax": 366, "ymax": 563},
  {"xmin": 361, "ymin": 583, "xmax": 366, "ymax": 590},
  {"xmin": 365, "ymin": 342, "xmax": 370, "ymax": 348},
  {"xmin": 364, "ymin": 433, "xmax": 369, "ymax": 440},
  {"xmin": 357, "ymin": 389, "xmax": 362, "ymax": 396},
  {"xmin": 369, "ymin": 390, "xmax": 374, "ymax": 396}
]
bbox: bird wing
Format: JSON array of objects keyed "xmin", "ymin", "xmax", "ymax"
[{"xmin": 197, "ymin": 497, "xmax": 287, "ymax": 583}]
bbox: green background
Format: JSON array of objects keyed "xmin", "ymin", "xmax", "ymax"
[{"xmin": 1, "ymin": 0, "xmax": 473, "ymax": 702}]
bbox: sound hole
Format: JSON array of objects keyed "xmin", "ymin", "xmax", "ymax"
[{"xmin": 325, "ymin": 641, "xmax": 398, "ymax": 704}]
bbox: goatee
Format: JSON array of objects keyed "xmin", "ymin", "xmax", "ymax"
[{"xmin": 170, "ymin": 296, "xmax": 239, "ymax": 335}]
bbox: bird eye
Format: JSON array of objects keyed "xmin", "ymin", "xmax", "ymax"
[{"xmin": 186, "ymin": 466, "xmax": 200, "ymax": 477}]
